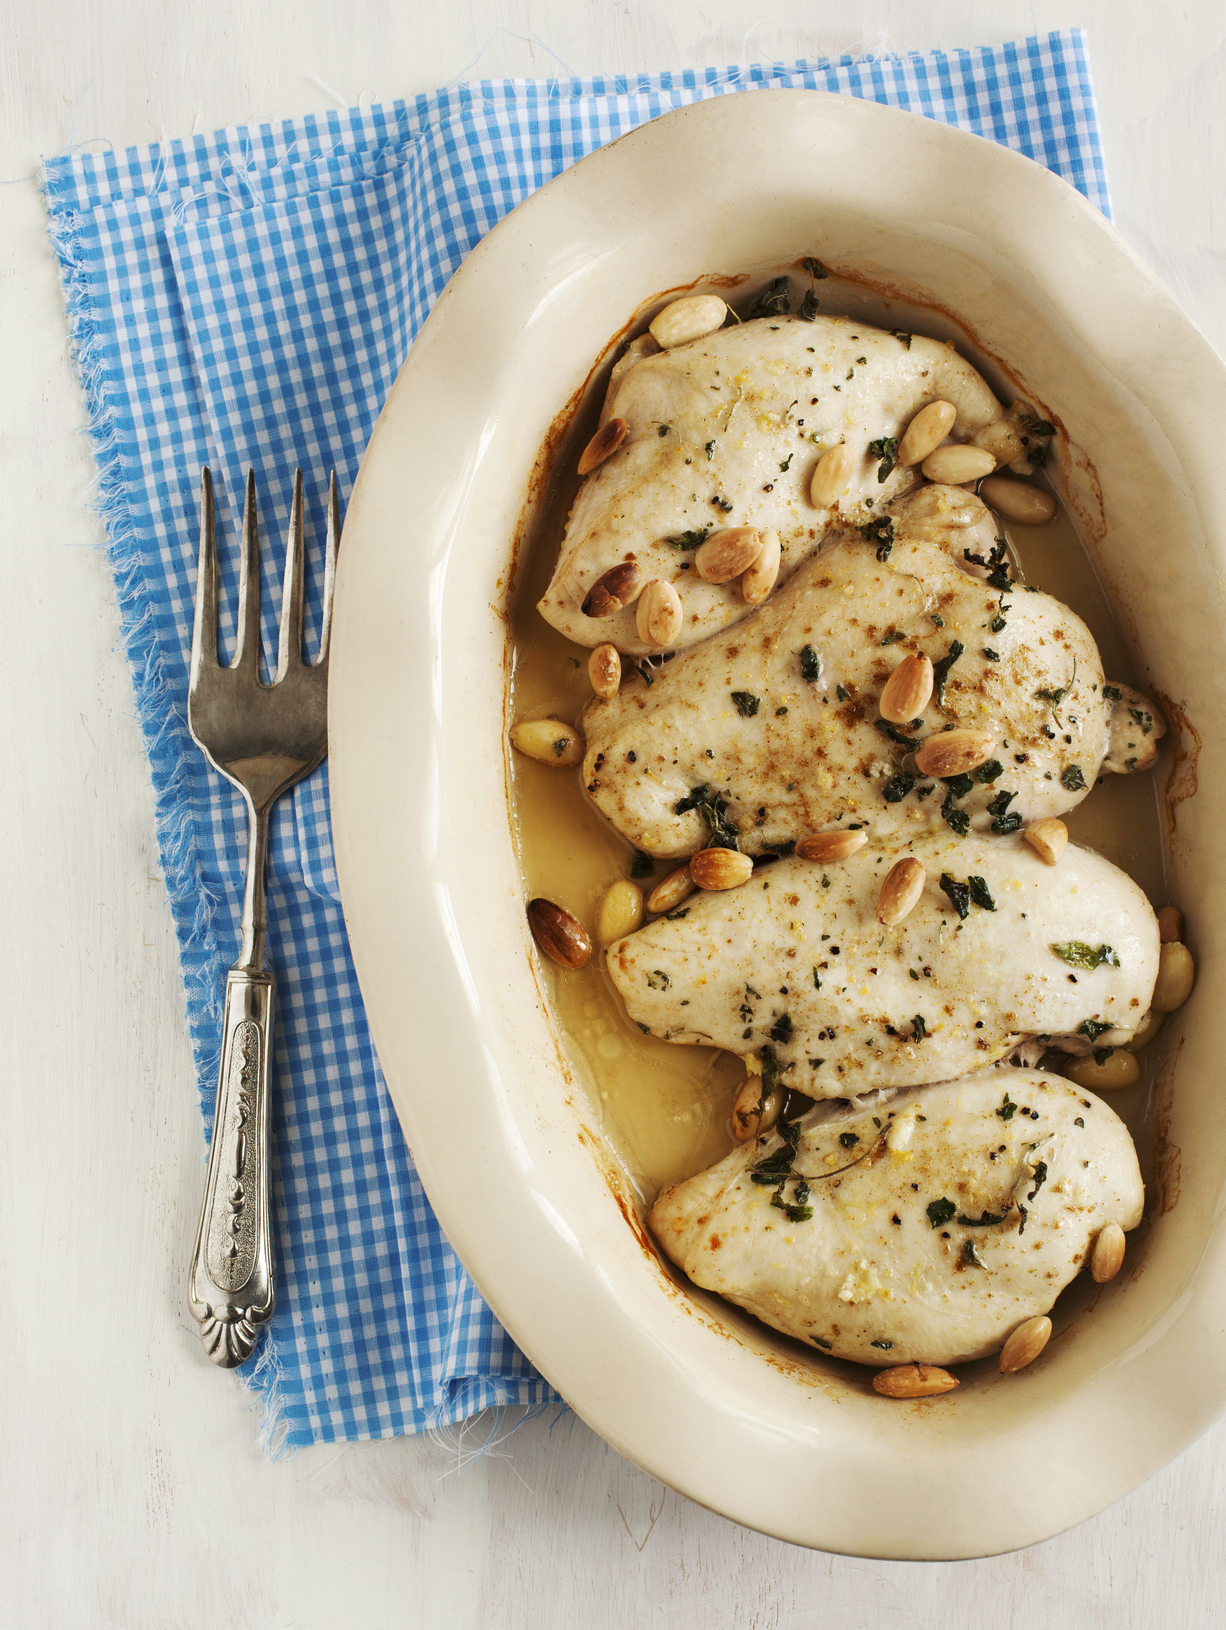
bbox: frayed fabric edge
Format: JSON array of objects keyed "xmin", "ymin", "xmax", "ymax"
[
  {"xmin": 424, "ymin": 1397, "xmax": 571, "ymax": 1476},
  {"xmin": 39, "ymin": 170, "xmax": 286, "ymax": 1438}
]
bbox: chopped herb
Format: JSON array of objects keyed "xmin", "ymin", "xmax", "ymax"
[
  {"xmin": 927, "ymin": 1197, "xmax": 957, "ymax": 1228},
  {"xmin": 931, "ymin": 614, "xmax": 944, "ymax": 628},
  {"xmin": 911, "ymin": 1015, "xmax": 927, "ymax": 1041},
  {"xmin": 711, "ymin": 495, "xmax": 733, "ymax": 513},
  {"xmin": 940, "ymin": 772, "xmax": 975, "ymax": 800},
  {"xmin": 838, "ymin": 1132, "xmax": 860, "ymax": 1149},
  {"xmin": 634, "ymin": 660, "xmax": 655, "ymax": 687},
  {"xmin": 932, "ymin": 640, "xmax": 965, "ymax": 707},
  {"xmin": 705, "ymin": 440, "xmax": 715, "ymax": 461},
  {"xmin": 941, "ymin": 790, "xmax": 971, "ymax": 837},
  {"xmin": 868, "ymin": 435, "xmax": 899, "ymax": 483},
  {"xmin": 997, "ymin": 1093, "xmax": 1018, "ymax": 1121},
  {"xmin": 858, "ymin": 515, "xmax": 895, "ymax": 562},
  {"xmin": 811, "ymin": 1335, "xmax": 833, "ymax": 1350},
  {"xmin": 982, "ymin": 648, "xmax": 1000, "ymax": 662},
  {"xmin": 890, "ymin": 329, "xmax": 913, "ymax": 349},
  {"xmin": 871, "ymin": 1339, "xmax": 894, "ymax": 1350},
  {"xmin": 963, "ymin": 534, "xmax": 1014, "ymax": 592},
  {"xmin": 1028, "ymin": 443, "xmax": 1048, "ymax": 469},
  {"xmin": 1094, "ymin": 1046, "xmax": 1115, "ymax": 1065},
  {"xmin": 1061, "ymin": 764, "xmax": 1087, "ymax": 792},
  {"xmin": 775, "ymin": 706, "xmax": 788, "ymax": 717},
  {"xmin": 646, "ymin": 970, "xmax": 671, "ymax": 990},
  {"xmin": 1027, "ymin": 1161, "xmax": 1049, "ymax": 1201},
  {"xmin": 940, "ymin": 874, "xmax": 971, "ymax": 919},
  {"xmin": 883, "ymin": 770, "xmax": 918, "ymax": 804},
  {"xmin": 1020, "ymin": 413, "xmax": 1056, "ymax": 438},
  {"xmin": 987, "ymin": 788, "xmax": 1018, "ymax": 833},
  {"xmin": 779, "ymin": 453, "xmax": 794, "ymax": 473},
  {"xmin": 836, "ymin": 683, "xmax": 849, "ymax": 702},
  {"xmin": 665, "ymin": 908, "xmax": 690, "ymax": 921},
  {"xmin": 732, "ymin": 690, "xmax": 761, "ymax": 718},
  {"xmin": 1017, "ymin": 1204, "xmax": 1028, "ymax": 1235},
  {"xmin": 1130, "ymin": 707, "xmax": 1154, "ymax": 735},
  {"xmin": 798, "ymin": 288, "xmax": 820, "ymax": 322},
  {"xmin": 876, "ymin": 717, "xmax": 920, "ymax": 749},
  {"xmin": 1079, "ymin": 1019, "xmax": 1111, "ymax": 1042},
  {"xmin": 812, "ymin": 967, "xmax": 822, "ymax": 990},
  {"xmin": 1034, "ymin": 682, "xmax": 1072, "ymax": 706},
  {"xmin": 962, "ymin": 1239, "xmax": 986, "ymax": 1269},
  {"xmin": 771, "ymin": 1190, "xmax": 814, "ymax": 1223},
  {"xmin": 967, "ymin": 876, "xmax": 996, "ymax": 912},
  {"xmin": 760, "ymin": 1045, "xmax": 782, "ymax": 1096},
  {"xmin": 799, "ymin": 644, "xmax": 822, "ymax": 682},
  {"xmin": 748, "ymin": 277, "xmax": 790, "ymax": 319},
  {"xmin": 769, "ymin": 1013, "xmax": 793, "ymax": 1044},
  {"xmin": 1051, "ymin": 942, "xmax": 1121, "ymax": 971},
  {"xmin": 976, "ymin": 759, "xmax": 1004, "ymax": 784},
  {"xmin": 801, "ymin": 257, "xmax": 828, "ymax": 279},
  {"xmin": 1103, "ymin": 684, "xmax": 1123, "ymax": 701},
  {"xmin": 666, "ymin": 526, "xmax": 711, "ymax": 550},
  {"xmin": 1074, "ymin": 1116, "xmax": 1085, "ymax": 1128},
  {"xmin": 880, "ymin": 629, "xmax": 906, "ymax": 646},
  {"xmin": 630, "ymin": 848, "xmax": 654, "ymax": 879}
]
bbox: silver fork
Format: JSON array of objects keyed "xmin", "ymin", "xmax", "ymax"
[{"xmin": 186, "ymin": 466, "xmax": 337, "ymax": 1368}]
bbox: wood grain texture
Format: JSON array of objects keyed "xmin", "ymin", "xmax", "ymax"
[{"xmin": 3, "ymin": 1, "xmax": 1224, "ymax": 1624}]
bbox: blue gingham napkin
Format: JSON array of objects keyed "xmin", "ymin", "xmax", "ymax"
[{"xmin": 42, "ymin": 29, "xmax": 1110, "ymax": 1453}]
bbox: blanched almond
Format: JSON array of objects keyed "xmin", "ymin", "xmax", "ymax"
[
  {"xmin": 689, "ymin": 848, "xmax": 754, "ymax": 890},
  {"xmin": 1125, "ymin": 1010, "xmax": 1165, "ymax": 1052},
  {"xmin": 1063, "ymin": 1050, "xmax": 1140, "ymax": 1091},
  {"xmin": 876, "ymin": 857, "xmax": 925, "ymax": 926},
  {"xmin": 732, "ymin": 1078, "xmax": 782, "ymax": 1141},
  {"xmin": 1152, "ymin": 941, "xmax": 1194, "ymax": 1012},
  {"xmin": 810, "ymin": 443, "xmax": 856, "ymax": 508},
  {"xmin": 897, "ymin": 400, "xmax": 957, "ymax": 468},
  {"xmin": 1157, "ymin": 906, "xmax": 1184, "ymax": 944},
  {"xmin": 510, "ymin": 718, "xmax": 585, "ymax": 766},
  {"xmin": 582, "ymin": 560, "xmax": 646, "ymax": 617},
  {"xmin": 1023, "ymin": 817, "xmax": 1068, "ymax": 866},
  {"xmin": 999, "ymin": 1315, "xmax": 1052, "ymax": 1373},
  {"xmin": 879, "ymin": 653, "xmax": 933, "ymax": 724},
  {"xmin": 694, "ymin": 527, "xmax": 762, "ymax": 584},
  {"xmin": 980, "ymin": 475, "xmax": 1058, "ymax": 525},
  {"xmin": 588, "ymin": 643, "xmax": 621, "ymax": 699},
  {"xmin": 921, "ymin": 444, "xmax": 996, "ymax": 485},
  {"xmin": 872, "ymin": 1364, "xmax": 959, "ymax": 1399},
  {"xmin": 597, "ymin": 880, "xmax": 643, "ymax": 945},
  {"xmin": 646, "ymin": 866, "xmax": 695, "ymax": 915},
  {"xmin": 577, "ymin": 416, "xmax": 628, "ymax": 475},
  {"xmin": 914, "ymin": 729, "xmax": 995, "ymax": 777},
  {"xmin": 648, "ymin": 294, "xmax": 728, "ymax": 349},
  {"xmin": 795, "ymin": 829, "xmax": 867, "ymax": 863},
  {"xmin": 741, "ymin": 529, "xmax": 781, "ymax": 605},
  {"xmin": 1090, "ymin": 1222, "xmax": 1125, "ymax": 1283},
  {"xmin": 527, "ymin": 898, "xmax": 593, "ymax": 968},
  {"xmin": 636, "ymin": 579, "xmax": 682, "ymax": 647},
  {"xmin": 972, "ymin": 418, "xmax": 1025, "ymax": 465}
]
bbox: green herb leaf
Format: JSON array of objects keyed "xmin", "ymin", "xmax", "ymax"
[
  {"xmin": 801, "ymin": 257, "xmax": 829, "ymax": 279},
  {"xmin": 769, "ymin": 1013, "xmax": 793, "ymax": 1044},
  {"xmin": 958, "ymin": 1209, "xmax": 1008, "ymax": 1227},
  {"xmin": 940, "ymin": 874, "xmax": 971, "ymax": 919},
  {"xmin": 982, "ymin": 647, "xmax": 1000, "ymax": 662},
  {"xmin": 890, "ymin": 329, "xmax": 913, "ymax": 349},
  {"xmin": 967, "ymin": 876, "xmax": 996, "ymax": 912},
  {"xmin": 732, "ymin": 690, "xmax": 761, "ymax": 718},
  {"xmin": 927, "ymin": 1197, "xmax": 957, "ymax": 1228},
  {"xmin": 779, "ymin": 453, "xmax": 793, "ymax": 472},
  {"xmin": 665, "ymin": 526, "xmax": 711, "ymax": 550},
  {"xmin": 798, "ymin": 288, "xmax": 820, "ymax": 322},
  {"xmin": 1061, "ymin": 764, "xmax": 1087, "ymax": 792},
  {"xmin": 1027, "ymin": 1160, "xmax": 1049, "ymax": 1201},
  {"xmin": 932, "ymin": 640, "xmax": 965, "ymax": 707},
  {"xmin": 868, "ymin": 435, "xmax": 899, "ymax": 483},
  {"xmin": 940, "ymin": 772, "xmax": 975, "ymax": 800},
  {"xmin": 630, "ymin": 848, "xmax": 655, "ymax": 879},
  {"xmin": 705, "ymin": 439, "xmax": 715, "ymax": 461},
  {"xmin": 962, "ymin": 1239, "xmax": 986, "ymax": 1268},
  {"xmin": 1103, "ymin": 684, "xmax": 1122, "ymax": 701},
  {"xmin": 941, "ymin": 790, "xmax": 970, "ymax": 837},
  {"xmin": 858, "ymin": 515, "xmax": 895, "ymax": 562},
  {"xmin": 838, "ymin": 1132, "xmax": 860, "ymax": 1149},
  {"xmin": 1051, "ymin": 941, "xmax": 1121, "ymax": 971},
  {"xmin": 996, "ymin": 1093, "xmax": 1018, "ymax": 1121},
  {"xmin": 976, "ymin": 759, "xmax": 1004, "ymax": 784},
  {"xmin": 646, "ymin": 970, "xmax": 671, "ymax": 990},
  {"xmin": 1079, "ymin": 1019, "xmax": 1110, "ymax": 1041},
  {"xmin": 883, "ymin": 771, "xmax": 917, "ymax": 804},
  {"xmin": 799, "ymin": 644, "xmax": 822, "ymax": 682},
  {"xmin": 911, "ymin": 1014, "xmax": 927, "ymax": 1041},
  {"xmin": 876, "ymin": 717, "xmax": 920, "ymax": 749},
  {"xmin": 748, "ymin": 277, "xmax": 790, "ymax": 319}
]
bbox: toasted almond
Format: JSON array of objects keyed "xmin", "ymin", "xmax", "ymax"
[
  {"xmin": 1090, "ymin": 1222, "xmax": 1126, "ymax": 1284},
  {"xmin": 914, "ymin": 728, "xmax": 995, "ymax": 778},
  {"xmin": 597, "ymin": 880, "xmax": 644, "ymax": 946},
  {"xmin": 694, "ymin": 527, "xmax": 762, "ymax": 584},
  {"xmin": 998, "ymin": 1315, "xmax": 1052, "ymax": 1374},
  {"xmin": 1157, "ymin": 905, "xmax": 1184, "ymax": 944},
  {"xmin": 510, "ymin": 718, "xmax": 585, "ymax": 767},
  {"xmin": 527, "ymin": 898, "xmax": 593, "ymax": 968},
  {"xmin": 645, "ymin": 866, "xmax": 695, "ymax": 915},
  {"xmin": 588, "ymin": 643, "xmax": 621, "ymax": 699},
  {"xmin": 636, "ymin": 578, "xmax": 683, "ymax": 647},
  {"xmin": 897, "ymin": 400, "xmax": 957, "ymax": 468},
  {"xmin": 1152, "ymin": 941, "xmax": 1194, "ymax": 1012},
  {"xmin": 732, "ymin": 1078, "xmax": 783, "ymax": 1142},
  {"xmin": 1125, "ymin": 1010, "xmax": 1165, "ymax": 1052},
  {"xmin": 1062, "ymin": 1050, "xmax": 1140, "ymax": 1091},
  {"xmin": 689, "ymin": 848, "xmax": 754, "ymax": 891},
  {"xmin": 877, "ymin": 857, "xmax": 925, "ymax": 926},
  {"xmin": 577, "ymin": 416, "xmax": 628, "ymax": 475},
  {"xmin": 810, "ymin": 443, "xmax": 857, "ymax": 508},
  {"xmin": 872, "ymin": 1364, "xmax": 959, "ymax": 1399},
  {"xmin": 582, "ymin": 560, "xmax": 646, "ymax": 618},
  {"xmin": 795, "ymin": 829, "xmax": 868, "ymax": 863},
  {"xmin": 648, "ymin": 294, "xmax": 728, "ymax": 349},
  {"xmin": 1023, "ymin": 817, "xmax": 1068, "ymax": 866},
  {"xmin": 879, "ymin": 652, "xmax": 933, "ymax": 724},
  {"xmin": 741, "ymin": 529, "xmax": 781, "ymax": 605},
  {"xmin": 921, "ymin": 444, "xmax": 996, "ymax": 485},
  {"xmin": 972, "ymin": 418, "xmax": 1026, "ymax": 466},
  {"xmin": 980, "ymin": 474, "xmax": 1058, "ymax": 525}
]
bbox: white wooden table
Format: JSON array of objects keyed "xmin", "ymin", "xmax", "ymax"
[{"xmin": 5, "ymin": 3, "xmax": 1224, "ymax": 1623}]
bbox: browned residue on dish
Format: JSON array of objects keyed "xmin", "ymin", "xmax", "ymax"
[
  {"xmin": 1154, "ymin": 690, "xmax": 1201, "ymax": 840},
  {"xmin": 1150, "ymin": 1035, "xmax": 1184, "ymax": 1217}
]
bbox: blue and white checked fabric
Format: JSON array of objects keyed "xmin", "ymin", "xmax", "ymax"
[{"xmin": 42, "ymin": 30, "xmax": 1110, "ymax": 1452}]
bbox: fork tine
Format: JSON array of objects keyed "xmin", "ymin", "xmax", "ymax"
[
  {"xmin": 233, "ymin": 469, "xmax": 261, "ymax": 674},
  {"xmin": 315, "ymin": 471, "xmax": 340, "ymax": 666},
  {"xmin": 191, "ymin": 467, "xmax": 219, "ymax": 674},
  {"xmin": 275, "ymin": 469, "xmax": 305, "ymax": 680}
]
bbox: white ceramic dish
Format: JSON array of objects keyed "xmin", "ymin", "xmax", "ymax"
[{"xmin": 329, "ymin": 91, "xmax": 1226, "ymax": 1558}]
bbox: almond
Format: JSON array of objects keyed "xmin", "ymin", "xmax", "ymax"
[
  {"xmin": 879, "ymin": 652, "xmax": 933, "ymax": 724},
  {"xmin": 648, "ymin": 294, "xmax": 727, "ymax": 349},
  {"xmin": 872, "ymin": 1364, "xmax": 959, "ymax": 1399},
  {"xmin": 1090, "ymin": 1222, "xmax": 1125, "ymax": 1284},
  {"xmin": 582, "ymin": 560, "xmax": 646, "ymax": 618},
  {"xmin": 1062, "ymin": 1051, "xmax": 1140, "ymax": 1091},
  {"xmin": 732, "ymin": 1078, "xmax": 783, "ymax": 1142},
  {"xmin": 795, "ymin": 829, "xmax": 867, "ymax": 863},
  {"xmin": 979, "ymin": 474, "xmax": 1057, "ymax": 525},
  {"xmin": 1023, "ymin": 817, "xmax": 1068, "ymax": 866},
  {"xmin": 597, "ymin": 880, "xmax": 644, "ymax": 945},
  {"xmin": 998, "ymin": 1315, "xmax": 1052, "ymax": 1373},
  {"xmin": 972, "ymin": 418, "xmax": 1025, "ymax": 465},
  {"xmin": 1152, "ymin": 941, "xmax": 1194, "ymax": 1012},
  {"xmin": 741, "ymin": 528, "xmax": 781, "ymax": 605},
  {"xmin": 588, "ymin": 642, "xmax": 621, "ymax": 699},
  {"xmin": 510, "ymin": 718, "xmax": 585, "ymax": 766},
  {"xmin": 694, "ymin": 527, "xmax": 762, "ymax": 585},
  {"xmin": 527, "ymin": 898, "xmax": 593, "ymax": 968},
  {"xmin": 810, "ymin": 443, "xmax": 856, "ymax": 508},
  {"xmin": 1157, "ymin": 905, "xmax": 1184, "ymax": 944},
  {"xmin": 914, "ymin": 728, "xmax": 995, "ymax": 778},
  {"xmin": 921, "ymin": 444, "xmax": 996, "ymax": 485},
  {"xmin": 896, "ymin": 400, "xmax": 957, "ymax": 468},
  {"xmin": 876, "ymin": 857, "xmax": 925, "ymax": 926},
  {"xmin": 689, "ymin": 848, "xmax": 754, "ymax": 891},
  {"xmin": 646, "ymin": 866, "xmax": 695, "ymax": 915},
  {"xmin": 636, "ymin": 578, "xmax": 683, "ymax": 647},
  {"xmin": 577, "ymin": 416, "xmax": 628, "ymax": 475}
]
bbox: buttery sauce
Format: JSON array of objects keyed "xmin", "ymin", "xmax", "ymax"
[{"xmin": 506, "ymin": 322, "xmax": 1169, "ymax": 1211}]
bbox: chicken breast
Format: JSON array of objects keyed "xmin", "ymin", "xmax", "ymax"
[
  {"xmin": 649, "ymin": 1070, "xmax": 1143, "ymax": 1367},
  {"xmin": 607, "ymin": 835, "xmax": 1158, "ymax": 1096},
  {"xmin": 580, "ymin": 486, "xmax": 1159, "ymax": 857},
  {"xmin": 538, "ymin": 314, "xmax": 1003, "ymax": 654}
]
